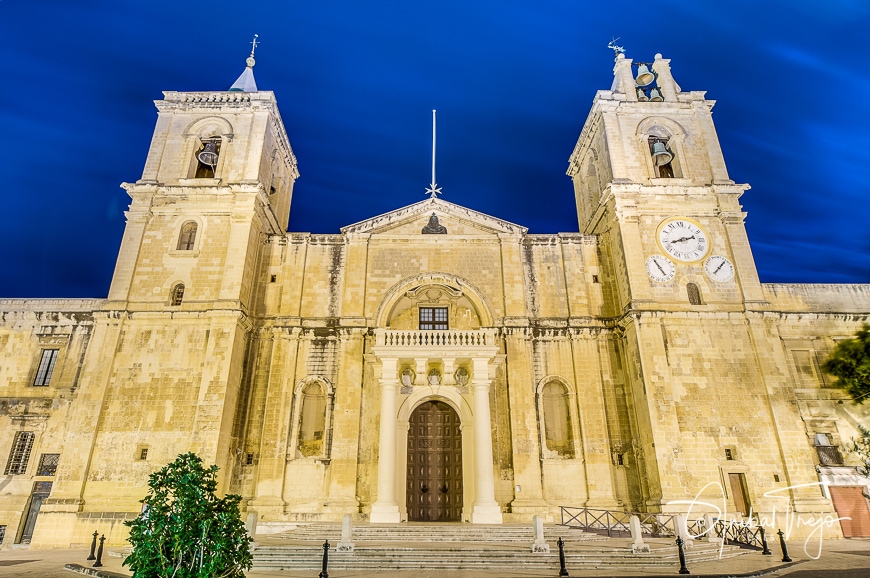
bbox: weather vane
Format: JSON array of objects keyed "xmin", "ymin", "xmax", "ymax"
[
  {"xmin": 607, "ymin": 37, "xmax": 625, "ymax": 59},
  {"xmin": 425, "ymin": 109, "xmax": 442, "ymax": 199}
]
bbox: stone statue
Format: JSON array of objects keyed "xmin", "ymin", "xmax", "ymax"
[{"xmin": 422, "ymin": 213, "xmax": 447, "ymax": 234}]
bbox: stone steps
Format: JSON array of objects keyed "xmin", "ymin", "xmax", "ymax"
[
  {"xmin": 252, "ymin": 523, "xmax": 746, "ymax": 571},
  {"xmin": 274, "ymin": 523, "xmax": 602, "ymax": 543},
  {"xmin": 252, "ymin": 544, "xmax": 744, "ymax": 571}
]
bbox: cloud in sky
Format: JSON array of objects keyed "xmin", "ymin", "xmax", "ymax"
[{"xmin": 0, "ymin": 1, "xmax": 868, "ymax": 297}]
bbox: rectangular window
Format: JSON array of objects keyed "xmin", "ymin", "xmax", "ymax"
[
  {"xmin": 419, "ymin": 307, "xmax": 448, "ymax": 330},
  {"xmin": 33, "ymin": 349, "xmax": 59, "ymax": 386},
  {"xmin": 5, "ymin": 431, "xmax": 35, "ymax": 475},
  {"xmin": 36, "ymin": 453, "xmax": 60, "ymax": 476},
  {"xmin": 0, "ymin": 524, "xmax": 6, "ymax": 544}
]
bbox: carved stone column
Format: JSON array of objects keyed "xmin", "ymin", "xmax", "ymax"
[
  {"xmin": 371, "ymin": 357, "xmax": 401, "ymax": 523},
  {"xmin": 471, "ymin": 358, "xmax": 502, "ymax": 524}
]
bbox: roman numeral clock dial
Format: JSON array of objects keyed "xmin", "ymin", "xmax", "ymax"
[{"xmin": 656, "ymin": 218, "xmax": 710, "ymax": 262}]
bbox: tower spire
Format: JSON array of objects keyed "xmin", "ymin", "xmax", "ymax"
[{"xmin": 229, "ymin": 34, "xmax": 259, "ymax": 92}]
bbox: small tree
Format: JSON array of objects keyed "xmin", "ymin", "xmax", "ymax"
[
  {"xmin": 851, "ymin": 425, "xmax": 870, "ymax": 478},
  {"xmin": 123, "ymin": 452, "xmax": 252, "ymax": 578},
  {"xmin": 822, "ymin": 324, "xmax": 870, "ymax": 404}
]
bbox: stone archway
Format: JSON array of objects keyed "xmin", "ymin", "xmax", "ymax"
[{"xmin": 406, "ymin": 400, "xmax": 463, "ymax": 521}]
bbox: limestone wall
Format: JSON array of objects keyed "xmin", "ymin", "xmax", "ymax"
[{"xmin": 0, "ymin": 300, "xmax": 99, "ymax": 544}]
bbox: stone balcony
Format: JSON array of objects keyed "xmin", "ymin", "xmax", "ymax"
[{"xmin": 372, "ymin": 329, "xmax": 499, "ymax": 358}]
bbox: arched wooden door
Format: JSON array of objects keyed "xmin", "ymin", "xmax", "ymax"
[{"xmin": 406, "ymin": 400, "xmax": 463, "ymax": 522}]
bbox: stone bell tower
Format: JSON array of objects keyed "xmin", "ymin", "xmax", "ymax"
[
  {"xmin": 566, "ymin": 52, "xmax": 764, "ymax": 512},
  {"xmin": 32, "ymin": 50, "xmax": 299, "ymax": 548},
  {"xmin": 567, "ymin": 51, "xmax": 762, "ymax": 313},
  {"xmin": 565, "ymin": 53, "xmax": 831, "ymax": 518},
  {"xmin": 107, "ymin": 52, "xmax": 299, "ymax": 310}
]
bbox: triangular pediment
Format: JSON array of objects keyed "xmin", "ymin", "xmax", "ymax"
[{"xmin": 340, "ymin": 198, "xmax": 527, "ymax": 236}]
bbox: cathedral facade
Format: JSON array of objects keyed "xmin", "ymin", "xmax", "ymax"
[{"xmin": 2, "ymin": 53, "xmax": 869, "ymax": 548}]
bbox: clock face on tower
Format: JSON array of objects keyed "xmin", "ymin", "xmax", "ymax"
[
  {"xmin": 704, "ymin": 255, "xmax": 735, "ymax": 282},
  {"xmin": 645, "ymin": 255, "xmax": 675, "ymax": 282},
  {"xmin": 657, "ymin": 218, "xmax": 710, "ymax": 263}
]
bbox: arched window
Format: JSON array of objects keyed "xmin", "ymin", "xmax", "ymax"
[
  {"xmin": 193, "ymin": 137, "xmax": 221, "ymax": 178},
  {"xmin": 540, "ymin": 381, "xmax": 575, "ymax": 458},
  {"xmin": 296, "ymin": 381, "xmax": 328, "ymax": 458},
  {"xmin": 687, "ymin": 282, "xmax": 702, "ymax": 305},
  {"xmin": 176, "ymin": 221, "xmax": 198, "ymax": 251},
  {"xmin": 170, "ymin": 283, "xmax": 185, "ymax": 306}
]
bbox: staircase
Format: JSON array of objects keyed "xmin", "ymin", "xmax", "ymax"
[{"xmin": 252, "ymin": 523, "xmax": 746, "ymax": 571}]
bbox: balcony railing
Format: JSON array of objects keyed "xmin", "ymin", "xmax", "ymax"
[
  {"xmin": 816, "ymin": 445, "xmax": 845, "ymax": 466},
  {"xmin": 374, "ymin": 329, "xmax": 496, "ymax": 348}
]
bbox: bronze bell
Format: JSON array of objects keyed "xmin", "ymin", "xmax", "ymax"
[
  {"xmin": 197, "ymin": 139, "xmax": 219, "ymax": 167},
  {"xmin": 635, "ymin": 64, "xmax": 655, "ymax": 86},
  {"xmin": 649, "ymin": 88, "xmax": 664, "ymax": 102},
  {"xmin": 651, "ymin": 141, "xmax": 673, "ymax": 166},
  {"xmin": 636, "ymin": 88, "xmax": 649, "ymax": 102}
]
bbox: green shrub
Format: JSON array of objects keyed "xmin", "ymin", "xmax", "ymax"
[{"xmin": 123, "ymin": 452, "xmax": 252, "ymax": 578}]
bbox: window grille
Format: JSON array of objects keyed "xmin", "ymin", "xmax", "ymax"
[
  {"xmin": 0, "ymin": 525, "xmax": 6, "ymax": 545},
  {"xmin": 419, "ymin": 307, "xmax": 448, "ymax": 330},
  {"xmin": 5, "ymin": 431, "xmax": 35, "ymax": 475},
  {"xmin": 33, "ymin": 349, "xmax": 59, "ymax": 386},
  {"xmin": 170, "ymin": 284, "xmax": 185, "ymax": 306},
  {"xmin": 815, "ymin": 445, "xmax": 844, "ymax": 466},
  {"xmin": 37, "ymin": 453, "xmax": 60, "ymax": 476},
  {"xmin": 176, "ymin": 221, "xmax": 198, "ymax": 251}
]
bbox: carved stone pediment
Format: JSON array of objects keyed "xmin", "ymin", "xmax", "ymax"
[{"xmin": 340, "ymin": 198, "xmax": 527, "ymax": 236}]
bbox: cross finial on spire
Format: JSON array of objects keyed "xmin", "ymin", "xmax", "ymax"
[
  {"xmin": 425, "ymin": 109, "xmax": 442, "ymax": 199},
  {"xmin": 230, "ymin": 35, "xmax": 260, "ymax": 91},
  {"xmin": 246, "ymin": 34, "xmax": 259, "ymax": 68}
]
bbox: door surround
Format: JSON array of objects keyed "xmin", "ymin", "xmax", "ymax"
[{"xmin": 397, "ymin": 388, "xmax": 473, "ymax": 522}]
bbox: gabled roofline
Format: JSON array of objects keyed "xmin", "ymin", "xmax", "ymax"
[{"xmin": 340, "ymin": 197, "xmax": 528, "ymax": 235}]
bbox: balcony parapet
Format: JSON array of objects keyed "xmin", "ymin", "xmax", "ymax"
[
  {"xmin": 372, "ymin": 329, "xmax": 500, "ymax": 359},
  {"xmin": 375, "ymin": 329, "xmax": 495, "ymax": 347}
]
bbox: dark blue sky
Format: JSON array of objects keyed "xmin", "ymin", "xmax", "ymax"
[{"xmin": 1, "ymin": 1, "xmax": 868, "ymax": 297}]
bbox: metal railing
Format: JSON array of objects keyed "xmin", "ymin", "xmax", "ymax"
[
  {"xmin": 559, "ymin": 507, "xmax": 677, "ymax": 538},
  {"xmin": 712, "ymin": 520, "xmax": 765, "ymax": 550},
  {"xmin": 560, "ymin": 505, "xmax": 773, "ymax": 551}
]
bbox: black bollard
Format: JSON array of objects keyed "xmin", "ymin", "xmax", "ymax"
[
  {"xmin": 676, "ymin": 536, "xmax": 690, "ymax": 575},
  {"xmin": 319, "ymin": 539, "xmax": 330, "ymax": 578},
  {"xmin": 777, "ymin": 529, "xmax": 792, "ymax": 563},
  {"xmin": 87, "ymin": 530, "xmax": 98, "ymax": 560},
  {"xmin": 93, "ymin": 534, "xmax": 105, "ymax": 568},
  {"xmin": 557, "ymin": 536, "xmax": 569, "ymax": 577},
  {"xmin": 759, "ymin": 527, "xmax": 772, "ymax": 556}
]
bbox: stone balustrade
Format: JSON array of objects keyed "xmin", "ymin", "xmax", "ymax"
[{"xmin": 374, "ymin": 329, "xmax": 497, "ymax": 348}]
